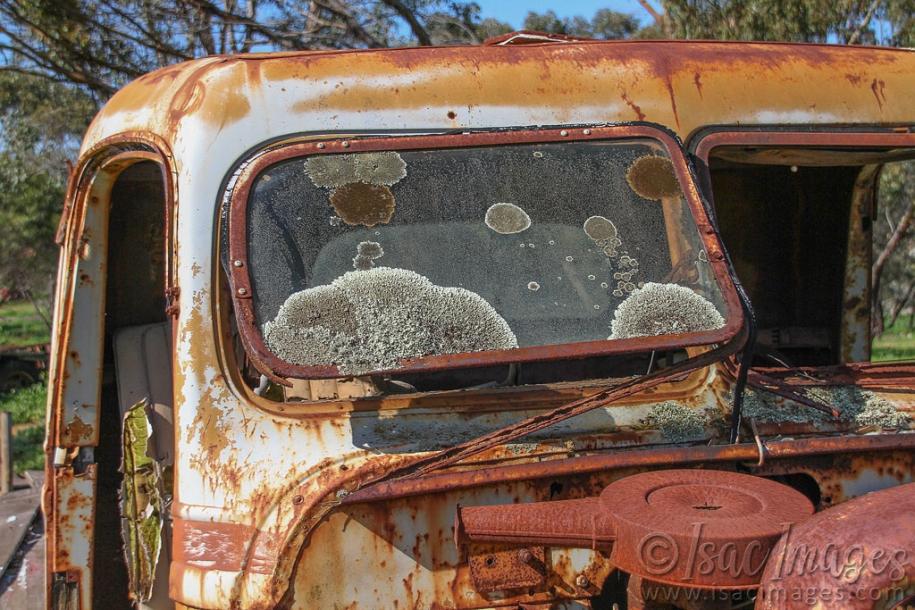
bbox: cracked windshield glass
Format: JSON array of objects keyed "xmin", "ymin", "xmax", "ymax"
[{"xmin": 245, "ymin": 137, "xmax": 727, "ymax": 375}]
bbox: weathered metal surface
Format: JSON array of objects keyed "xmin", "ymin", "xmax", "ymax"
[
  {"xmin": 44, "ymin": 39, "xmax": 915, "ymax": 610},
  {"xmin": 756, "ymin": 481, "xmax": 915, "ymax": 609},
  {"xmin": 227, "ymin": 124, "xmax": 743, "ymax": 380},
  {"xmin": 457, "ymin": 470, "xmax": 813, "ymax": 591},
  {"xmin": 602, "ymin": 470, "xmax": 813, "ymax": 589},
  {"xmin": 48, "ymin": 466, "xmax": 95, "ymax": 610},
  {"xmin": 347, "ymin": 432, "xmax": 915, "ymax": 504},
  {"xmin": 81, "ymin": 42, "xmax": 915, "ymax": 155},
  {"xmin": 467, "ymin": 544, "xmax": 547, "ymax": 592},
  {"xmin": 457, "ymin": 497, "xmax": 615, "ymax": 548}
]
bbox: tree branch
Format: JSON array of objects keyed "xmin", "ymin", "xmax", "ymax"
[
  {"xmin": 381, "ymin": 0, "xmax": 432, "ymax": 46},
  {"xmin": 847, "ymin": 0, "xmax": 881, "ymax": 44}
]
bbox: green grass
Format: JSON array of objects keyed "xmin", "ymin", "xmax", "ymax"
[
  {"xmin": 0, "ymin": 300, "xmax": 50, "ymax": 347},
  {"xmin": 1, "ymin": 380, "xmax": 46, "ymax": 474},
  {"xmin": 0, "ymin": 301, "xmax": 49, "ymax": 473},
  {"xmin": 873, "ymin": 314, "xmax": 915, "ymax": 362}
]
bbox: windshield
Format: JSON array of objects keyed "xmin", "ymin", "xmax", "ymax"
[{"xmin": 237, "ymin": 134, "xmax": 729, "ymax": 376}]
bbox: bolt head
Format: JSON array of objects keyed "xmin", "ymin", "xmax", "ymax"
[
  {"xmin": 575, "ymin": 574, "xmax": 590, "ymax": 588},
  {"xmin": 233, "ymin": 259, "xmax": 243, "ymax": 267},
  {"xmin": 560, "ymin": 130, "xmax": 569, "ymax": 136},
  {"xmin": 237, "ymin": 287, "xmax": 248, "ymax": 296},
  {"xmin": 316, "ymin": 142, "xmax": 326, "ymax": 149},
  {"xmin": 583, "ymin": 129, "xmax": 592, "ymax": 135},
  {"xmin": 342, "ymin": 140, "xmax": 350, "ymax": 148}
]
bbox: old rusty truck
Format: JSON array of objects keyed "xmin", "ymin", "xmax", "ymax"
[{"xmin": 43, "ymin": 35, "xmax": 915, "ymax": 610}]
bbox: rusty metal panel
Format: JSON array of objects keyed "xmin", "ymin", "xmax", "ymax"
[
  {"xmin": 81, "ymin": 43, "xmax": 915, "ymax": 159},
  {"xmin": 48, "ymin": 465, "xmax": 96, "ymax": 610},
  {"xmin": 54, "ymin": 173, "xmax": 111, "ymax": 448},
  {"xmin": 467, "ymin": 545, "xmax": 547, "ymax": 593}
]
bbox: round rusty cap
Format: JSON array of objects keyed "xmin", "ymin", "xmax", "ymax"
[{"xmin": 600, "ymin": 469, "xmax": 814, "ymax": 589}]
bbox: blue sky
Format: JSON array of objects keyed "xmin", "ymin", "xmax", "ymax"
[{"xmin": 473, "ymin": 1, "xmax": 658, "ymax": 28}]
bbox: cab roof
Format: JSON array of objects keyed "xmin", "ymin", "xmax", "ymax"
[{"xmin": 81, "ymin": 39, "xmax": 915, "ymax": 160}]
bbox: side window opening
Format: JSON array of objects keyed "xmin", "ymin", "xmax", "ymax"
[
  {"xmin": 873, "ymin": 159, "xmax": 915, "ymax": 361},
  {"xmin": 95, "ymin": 160, "xmax": 171, "ymax": 608},
  {"xmin": 707, "ymin": 146, "xmax": 915, "ymax": 367}
]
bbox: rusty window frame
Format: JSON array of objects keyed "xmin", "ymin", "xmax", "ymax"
[
  {"xmin": 227, "ymin": 124, "xmax": 745, "ymax": 380},
  {"xmin": 693, "ymin": 128, "xmax": 915, "ymax": 167}
]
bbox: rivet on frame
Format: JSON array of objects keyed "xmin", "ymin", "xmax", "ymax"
[
  {"xmin": 560, "ymin": 130, "xmax": 569, "ymax": 136},
  {"xmin": 233, "ymin": 260, "xmax": 244, "ymax": 268},
  {"xmin": 238, "ymin": 287, "xmax": 248, "ymax": 296},
  {"xmin": 341, "ymin": 140, "xmax": 350, "ymax": 148},
  {"xmin": 583, "ymin": 129, "xmax": 592, "ymax": 135},
  {"xmin": 316, "ymin": 142, "xmax": 326, "ymax": 149}
]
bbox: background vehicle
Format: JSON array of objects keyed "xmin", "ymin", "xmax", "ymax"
[{"xmin": 44, "ymin": 37, "xmax": 914, "ymax": 609}]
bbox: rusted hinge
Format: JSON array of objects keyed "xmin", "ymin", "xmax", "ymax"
[{"xmin": 165, "ymin": 286, "xmax": 180, "ymax": 317}]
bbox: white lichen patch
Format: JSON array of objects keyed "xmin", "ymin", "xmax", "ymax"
[
  {"xmin": 583, "ymin": 215, "xmax": 617, "ymax": 241},
  {"xmin": 645, "ymin": 401, "xmax": 708, "ymax": 442},
  {"xmin": 807, "ymin": 387, "xmax": 910, "ymax": 429},
  {"xmin": 263, "ymin": 267, "xmax": 518, "ymax": 375},
  {"xmin": 741, "ymin": 386, "xmax": 910, "ymax": 430},
  {"xmin": 353, "ymin": 152, "xmax": 407, "ymax": 186},
  {"xmin": 609, "ymin": 282, "xmax": 724, "ymax": 339},
  {"xmin": 305, "ymin": 152, "xmax": 407, "ymax": 188},
  {"xmin": 352, "ymin": 240, "xmax": 385, "ymax": 270},
  {"xmin": 485, "ymin": 203, "xmax": 531, "ymax": 234},
  {"xmin": 304, "ymin": 155, "xmax": 359, "ymax": 188}
]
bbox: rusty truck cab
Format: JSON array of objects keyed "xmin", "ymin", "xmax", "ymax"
[{"xmin": 45, "ymin": 39, "xmax": 915, "ymax": 609}]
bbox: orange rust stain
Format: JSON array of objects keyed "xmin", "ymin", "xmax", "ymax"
[
  {"xmin": 62, "ymin": 413, "xmax": 93, "ymax": 444},
  {"xmin": 185, "ymin": 60, "xmax": 252, "ymax": 132},
  {"xmin": 870, "ymin": 78, "xmax": 887, "ymax": 109},
  {"xmin": 621, "ymin": 90, "xmax": 646, "ymax": 121}
]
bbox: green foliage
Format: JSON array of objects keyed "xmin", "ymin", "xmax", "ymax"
[
  {"xmin": 873, "ymin": 315, "xmax": 915, "ymax": 362},
  {"xmin": 1, "ymin": 378, "xmax": 46, "ymax": 426},
  {"xmin": 874, "ymin": 160, "xmax": 915, "ymax": 334},
  {"xmin": 0, "ymin": 73, "xmax": 95, "ymax": 304},
  {"xmin": 522, "ymin": 8, "xmax": 640, "ymax": 39},
  {"xmin": 11, "ymin": 424, "xmax": 45, "ymax": 475},
  {"xmin": 0, "ymin": 301, "xmax": 51, "ymax": 347},
  {"xmin": 0, "ymin": 379, "xmax": 47, "ymax": 475},
  {"xmin": 659, "ymin": 0, "xmax": 911, "ymax": 45}
]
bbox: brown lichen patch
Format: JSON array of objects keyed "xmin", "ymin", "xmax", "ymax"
[
  {"xmin": 626, "ymin": 155, "xmax": 681, "ymax": 201},
  {"xmin": 329, "ymin": 182, "xmax": 395, "ymax": 227},
  {"xmin": 484, "ymin": 202, "xmax": 531, "ymax": 234}
]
